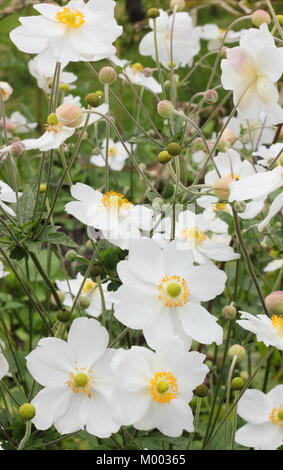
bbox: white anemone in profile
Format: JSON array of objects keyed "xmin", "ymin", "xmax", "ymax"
[
  {"xmin": 0, "ymin": 181, "xmax": 21, "ymax": 217},
  {"xmin": 10, "ymin": 0, "xmax": 123, "ymax": 68},
  {"xmin": 236, "ymin": 385, "xmax": 283, "ymax": 450},
  {"xmin": 28, "ymin": 57, "xmax": 77, "ymax": 94},
  {"xmin": 237, "ymin": 311, "xmax": 283, "ymax": 351},
  {"xmin": 220, "ymin": 114, "xmax": 275, "ymax": 151},
  {"xmin": 139, "ymin": 9, "xmax": 200, "ymax": 69},
  {"xmin": 221, "ymin": 24, "xmax": 283, "ymax": 124},
  {"xmin": 264, "ymin": 259, "xmax": 283, "ymax": 273},
  {"xmin": 27, "ymin": 317, "xmax": 119, "ymax": 437},
  {"xmin": 91, "ymin": 138, "xmax": 131, "ymax": 171},
  {"xmin": 111, "ymin": 336, "xmax": 208, "ymax": 437},
  {"xmin": 2, "ymin": 111, "xmax": 37, "ymax": 134},
  {"xmin": 200, "ymin": 24, "xmax": 243, "ymax": 51},
  {"xmin": 121, "ymin": 63, "xmax": 162, "ymax": 94},
  {"xmin": 112, "ymin": 239, "xmax": 225, "ymax": 348},
  {"xmin": 0, "ymin": 352, "xmax": 9, "ymax": 380},
  {"xmin": 254, "ymin": 143, "xmax": 283, "ymax": 168},
  {"xmin": 0, "ymin": 82, "xmax": 13, "ymax": 102},
  {"xmin": 65, "ymin": 183, "xmax": 153, "ymax": 250},
  {"xmin": 56, "ymin": 273, "xmax": 111, "ymax": 318}
]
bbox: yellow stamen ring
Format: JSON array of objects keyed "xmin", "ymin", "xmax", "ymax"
[
  {"xmin": 150, "ymin": 371, "xmax": 178, "ymax": 403},
  {"xmin": 269, "ymin": 406, "xmax": 283, "ymax": 426},
  {"xmin": 56, "ymin": 7, "xmax": 85, "ymax": 28},
  {"xmin": 101, "ymin": 191, "xmax": 132, "ymax": 210},
  {"xmin": 158, "ymin": 275, "xmax": 190, "ymax": 307},
  {"xmin": 66, "ymin": 368, "xmax": 93, "ymax": 398}
]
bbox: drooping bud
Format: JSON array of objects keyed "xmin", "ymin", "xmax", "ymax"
[
  {"xmin": 18, "ymin": 403, "xmax": 36, "ymax": 421},
  {"xmin": 212, "ymin": 176, "xmax": 232, "ymax": 200},
  {"xmin": 85, "ymin": 91, "xmax": 104, "ymax": 107},
  {"xmin": 50, "ymin": 290, "xmax": 65, "ymax": 306},
  {"xmin": 158, "ymin": 150, "xmax": 172, "ymax": 164},
  {"xmin": 234, "ymin": 201, "xmax": 246, "ymax": 213},
  {"xmin": 157, "ymin": 100, "xmax": 175, "ymax": 118},
  {"xmin": 194, "ymin": 384, "xmax": 209, "ymax": 398},
  {"xmin": 166, "ymin": 142, "xmax": 181, "ymax": 156},
  {"xmin": 98, "ymin": 67, "xmax": 117, "ymax": 85},
  {"xmin": 222, "ymin": 303, "xmax": 237, "ymax": 320},
  {"xmin": 56, "ymin": 103, "xmax": 83, "ymax": 128},
  {"xmin": 47, "ymin": 113, "xmax": 59, "ymax": 125},
  {"xmin": 231, "ymin": 377, "xmax": 245, "ymax": 391},
  {"xmin": 77, "ymin": 296, "xmax": 91, "ymax": 310},
  {"xmin": 228, "ymin": 344, "xmax": 246, "ymax": 362},
  {"xmin": 10, "ymin": 141, "xmax": 25, "ymax": 157},
  {"xmin": 251, "ymin": 10, "xmax": 271, "ymax": 27},
  {"xmin": 56, "ymin": 309, "xmax": 71, "ymax": 323},
  {"xmin": 265, "ymin": 291, "xmax": 283, "ymax": 317},
  {"xmin": 147, "ymin": 8, "xmax": 160, "ymax": 19},
  {"xmin": 204, "ymin": 89, "xmax": 218, "ymax": 104}
]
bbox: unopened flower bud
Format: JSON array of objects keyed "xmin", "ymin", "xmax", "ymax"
[
  {"xmin": 85, "ymin": 91, "xmax": 104, "ymax": 107},
  {"xmin": 56, "ymin": 309, "xmax": 71, "ymax": 323},
  {"xmin": 170, "ymin": 0, "xmax": 185, "ymax": 9},
  {"xmin": 39, "ymin": 183, "xmax": 47, "ymax": 193},
  {"xmin": 10, "ymin": 141, "xmax": 25, "ymax": 157},
  {"xmin": 77, "ymin": 296, "xmax": 91, "ymax": 310},
  {"xmin": 147, "ymin": 8, "xmax": 160, "ymax": 19},
  {"xmin": 152, "ymin": 197, "xmax": 163, "ymax": 211},
  {"xmin": 158, "ymin": 150, "xmax": 172, "ymax": 164},
  {"xmin": 204, "ymin": 89, "xmax": 218, "ymax": 104},
  {"xmin": 228, "ymin": 344, "xmax": 246, "ymax": 362},
  {"xmin": 99, "ymin": 67, "xmax": 117, "ymax": 85},
  {"xmin": 47, "ymin": 113, "xmax": 59, "ymax": 125},
  {"xmin": 265, "ymin": 291, "xmax": 283, "ymax": 317},
  {"xmin": 50, "ymin": 290, "xmax": 65, "ymax": 306},
  {"xmin": 157, "ymin": 100, "xmax": 175, "ymax": 118},
  {"xmin": 65, "ymin": 249, "xmax": 77, "ymax": 262},
  {"xmin": 143, "ymin": 67, "xmax": 153, "ymax": 77},
  {"xmin": 222, "ymin": 303, "xmax": 237, "ymax": 319},
  {"xmin": 56, "ymin": 103, "xmax": 83, "ymax": 128},
  {"xmin": 252, "ymin": 9, "xmax": 271, "ymax": 27},
  {"xmin": 212, "ymin": 176, "xmax": 232, "ymax": 200},
  {"xmin": 276, "ymin": 15, "xmax": 283, "ymax": 26},
  {"xmin": 194, "ymin": 384, "xmax": 209, "ymax": 398},
  {"xmin": 231, "ymin": 377, "xmax": 245, "ymax": 391},
  {"xmin": 234, "ymin": 201, "xmax": 246, "ymax": 213},
  {"xmin": 166, "ymin": 142, "xmax": 181, "ymax": 156},
  {"xmin": 18, "ymin": 403, "xmax": 36, "ymax": 421},
  {"xmin": 220, "ymin": 128, "xmax": 237, "ymax": 144},
  {"xmin": 240, "ymin": 371, "xmax": 249, "ymax": 381}
]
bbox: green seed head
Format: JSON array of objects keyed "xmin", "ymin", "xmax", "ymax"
[
  {"xmin": 85, "ymin": 91, "xmax": 104, "ymax": 107},
  {"xmin": 147, "ymin": 8, "xmax": 160, "ymax": 19},
  {"xmin": 158, "ymin": 151, "xmax": 172, "ymax": 164},
  {"xmin": 74, "ymin": 372, "xmax": 89, "ymax": 388},
  {"xmin": 231, "ymin": 377, "xmax": 245, "ymax": 391},
  {"xmin": 157, "ymin": 381, "xmax": 169, "ymax": 394},
  {"xmin": 18, "ymin": 403, "xmax": 36, "ymax": 421},
  {"xmin": 166, "ymin": 282, "xmax": 182, "ymax": 298},
  {"xmin": 47, "ymin": 113, "xmax": 59, "ymax": 125},
  {"xmin": 194, "ymin": 384, "xmax": 209, "ymax": 398},
  {"xmin": 277, "ymin": 408, "xmax": 283, "ymax": 420},
  {"xmin": 166, "ymin": 142, "xmax": 181, "ymax": 156}
]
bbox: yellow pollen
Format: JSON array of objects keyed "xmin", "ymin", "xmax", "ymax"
[
  {"xmin": 131, "ymin": 63, "xmax": 144, "ymax": 72},
  {"xmin": 180, "ymin": 227, "xmax": 207, "ymax": 245},
  {"xmin": 109, "ymin": 147, "xmax": 118, "ymax": 157},
  {"xmin": 158, "ymin": 275, "xmax": 190, "ymax": 307},
  {"xmin": 66, "ymin": 368, "xmax": 93, "ymax": 398},
  {"xmin": 150, "ymin": 371, "xmax": 178, "ymax": 403},
  {"xmin": 271, "ymin": 315, "xmax": 283, "ymax": 334},
  {"xmin": 1, "ymin": 89, "xmax": 6, "ymax": 97},
  {"xmin": 101, "ymin": 191, "xmax": 132, "ymax": 210},
  {"xmin": 45, "ymin": 123, "xmax": 62, "ymax": 133},
  {"xmin": 83, "ymin": 278, "xmax": 97, "ymax": 293},
  {"xmin": 213, "ymin": 203, "xmax": 228, "ymax": 212},
  {"xmin": 269, "ymin": 406, "xmax": 283, "ymax": 426},
  {"xmin": 56, "ymin": 7, "xmax": 85, "ymax": 28},
  {"xmin": 226, "ymin": 173, "xmax": 240, "ymax": 181}
]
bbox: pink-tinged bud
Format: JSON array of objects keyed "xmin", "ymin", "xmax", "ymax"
[
  {"xmin": 143, "ymin": 67, "xmax": 153, "ymax": 77},
  {"xmin": 265, "ymin": 291, "xmax": 283, "ymax": 316},
  {"xmin": 220, "ymin": 128, "xmax": 237, "ymax": 144},
  {"xmin": 157, "ymin": 100, "xmax": 175, "ymax": 118},
  {"xmin": 56, "ymin": 103, "xmax": 83, "ymax": 128},
  {"xmin": 252, "ymin": 10, "xmax": 271, "ymax": 27},
  {"xmin": 10, "ymin": 140, "xmax": 25, "ymax": 157},
  {"xmin": 204, "ymin": 89, "xmax": 218, "ymax": 104},
  {"xmin": 98, "ymin": 66, "xmax": 117, "ymax": 85},
  {"xmin": 212, "ymin": 175, "xmax": 233, "ymax": 200}
]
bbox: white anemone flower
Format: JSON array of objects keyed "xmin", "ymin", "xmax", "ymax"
[
  {"xmin": 237, "ymin": 311, "xmax": 283, "ymax": 350},
  {"xmin": 221, "ymin": 24, "xmax": 283, "ymax": 124},
  {"xmin": 56, "ymin": 273, "xmax": 111, "ymax": 318},
  {"xmin": 235, "ymin": 385, "xmax": 283, "ymax": 450},
  {"xmin": 0, "ymin": 353, "xmax": 9, "ymax": 380},
  {"xmin": 0, "ymin": 82, "xmax": 13, "ymax": 102},
  {"xmin": 28, "ymin": 57, "xmax": 77, "ymax": 94},
  {"xmin": 139, "ymin": 9, "xmax": 200, "ymax": 69},
  {"xmin": 203, "ymin": 149, "xmax": 265, "ymax": 219},
  {"xmin": 221, "ymin": 114, "xmax": 275, "ymax": 150},
  {"xmin": 65, "ymin": 183, "xmax": 153, "ymax": 250},
  {"xmin": 3, "ymin": 111, "xmax": 37, "ymax": 134},
  {"xmin": 121, "ymin": 63, "xmax": 162, "ymax": 94},
  {"xmin": 91, "ymin": 138, "xmax": 131, "ymax": 171},
  {"xmin": 264, "ymin": 259, "xmax": 283, "ymax": 273},
  {"xmin": 112, "ymin": 239, "xmax": 225, "ymax": 348},
  {"xmin": 0, "ymin": 181, "xmax": 21, "ymax": 217},
  {"xmin": 10, "ymin": 0, "xmax": 123, "ymax": 68},
  {"xmin": 153, "ymin": 209, "xmax": 240, "ymax": 264},
  {"xmin": 27, "ymin": 317, "xmax": 119, "ymax": 437},
  {"xmin": 254, "ymin": 143, "xmax": 283, "ymax": 168},
  {"xmin": 200, "ymin": 24, "xmax": 243, "ymax": 51},
  {"xmin": 111, "ymin": 336, "xmax": 208, "ymax": 437}
]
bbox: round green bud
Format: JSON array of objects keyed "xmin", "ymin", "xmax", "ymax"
[
  {"xmin": 77, "ymin": 296, "xmax": 91, "ymax": 310},
  {"xmin": 265, "ymin": 291, "xmax": 283, "ymax": 317},
  {"xmin": 85, "ymin": 91, "xmax": 104, "ymax": 107},
  {"xmin": 166, "ymin": 282, "xmax": 182, "ymax": 298},
  {"xmin": 56, "ymin": 309, "xmax": 71, "ymax": 323},
  {"xmin": 98, "ymin": 67, "xmax": 117, "ymax": 85},
  {"xmin": 194, "ymin": 384, "xmax": 209, "ymax": 398},
  {"xmin": 166, "ymin": 142, "xmax": 181, "ymax": 156},
  {"xmin": 73, "ymin": 372, "xmax": 89, "ymax": 388},
  {"xmin": 65, "ymin": 249, "xmax": 77, "ymax": 262},
  {"xmin": 157, "ymin": 100, "xmax": 175, "ymax": 118},
  {"xmin": 222, "ymin": 303, "xmax": 237, "ymax": 320},
  {"xmin": 228, "ymin": 344, "xmax": 246, "ymax": 362},
  {"xmin": 251, "ymin": 10, "xmax": 271, "ymax": 28},
  {"xmin": 157, "ymin": 381, "xmax": 169, "ymax": 394},
  {"xmin": 234, "ymin": 201, "xmax": 246, "ymax": 213},
  {"xmin": 231, "ymin": 377, "xmax": 245, "ymax": 391},
  {"xmin": 147, "ymin": 8, "xmax": 160, "ymax": 19},
  {"xmin": 47, "ymin": 113, "xmax": 59, "ymax": 125},
  {"xmin": 158, "ymin": 150, "xmax": 172, "ymax": 164},
  {"xmin": 277, "ymin": 408, "xmax": 283, "ymax": 420},
  {"xmin": 276, "ymin": 15, "xmax": 283, "ymax": 26},
  {"xmin": 18, "ymin": 403, "xmax": 36, "ymax": 421},
  {"xmin": 39, "ymin": 183, "xmax": 47, "ymax": 193},
  {"xmin": 60, "ymin": 83, "xmax": 70, "ymax": 93}
]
